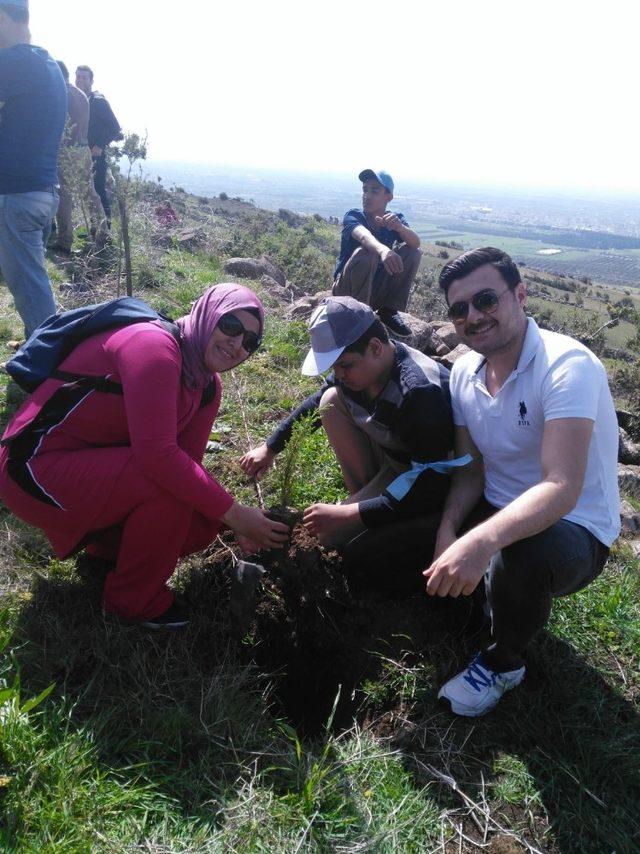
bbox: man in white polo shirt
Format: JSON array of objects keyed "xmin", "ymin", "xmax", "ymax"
[{"xmin": 424, "ymin": 246, "xmax": 620, "ymax": 716}]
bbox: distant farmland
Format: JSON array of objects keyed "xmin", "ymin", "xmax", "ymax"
[{"xmin": 414, "ymin": 219, "xmax": 640, "ymax": 287}]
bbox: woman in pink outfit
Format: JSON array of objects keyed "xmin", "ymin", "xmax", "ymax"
[{"xmin": 0, "ymin": 283, "xmax": 288, "ymax": 627}]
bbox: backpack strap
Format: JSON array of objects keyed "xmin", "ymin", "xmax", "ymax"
[{"xmin": 200, "ymin": 379, "xmax": 217, "ymax": 408}]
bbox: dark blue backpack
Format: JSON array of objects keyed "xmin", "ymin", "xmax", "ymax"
[
  {"xmin": 6, "ymin": 297, "xmax": 176, "ymax": 393},
  {"xmin": 1, "ymin": 298, "xmax": 216, "ymax": 470}
]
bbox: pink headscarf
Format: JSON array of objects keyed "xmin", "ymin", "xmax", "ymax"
[{"xmin": 175, "ymin": 283, "xmax": 265, "ymax": 389}]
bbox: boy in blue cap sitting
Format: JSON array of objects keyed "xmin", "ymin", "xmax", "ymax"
[{"xmin": 332, "ymin": 169, "xmax": 421, "ymax": 338}]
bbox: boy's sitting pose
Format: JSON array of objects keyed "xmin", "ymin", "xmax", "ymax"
[{"xmin": 332, "ymin": 169, "xmax": 421, "ymax": 338}]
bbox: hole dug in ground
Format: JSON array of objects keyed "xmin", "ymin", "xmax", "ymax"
[{"xmin": 249, "ymin": 523, "xmax": 480, "ymax": 736}]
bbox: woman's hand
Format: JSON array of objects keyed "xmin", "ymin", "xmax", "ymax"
[
  {"xmin": 222, "ymin": 502, "xmax": 289, "ymax": 550},
  {"xmin": 240, "ymin": 443, "xmax": 276, "ymax": 480}
]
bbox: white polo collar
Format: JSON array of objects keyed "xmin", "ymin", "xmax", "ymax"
[{"xmin": 469, "ymin": 316, "xmax": 542, "ymax": 387}]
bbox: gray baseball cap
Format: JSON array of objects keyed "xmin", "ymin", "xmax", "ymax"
[{"xmin": 301, "ymin": 296, "xmax": 376, "ymax": 376}]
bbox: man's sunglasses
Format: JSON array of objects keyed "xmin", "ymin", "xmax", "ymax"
[
  {"xmin": 217, "ymin": 313, "xmax": 262, "ymax": 354},
  {"xmin": 447, "ymin": 287, "xmax": 512, "ymax": 324}
]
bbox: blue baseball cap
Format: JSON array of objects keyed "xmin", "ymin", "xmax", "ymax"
[
  {"xmin": 358, "ymin": 168, "xmax": 394, "ymax": 194},
  {"xmin": 301, "ymin": 297, "xmax": 376, "ymax": 376},
  {"xmin": 0, "ymin": 0, "xmax": 28, "ymax": 6}
]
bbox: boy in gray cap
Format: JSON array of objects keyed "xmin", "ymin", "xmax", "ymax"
[
  {"xmin": 332, "ymin": 169, "xmax": 422, "ymax": 338},
  {"xmin": 241, "ymin": 296, "xmax": 454, "ymax": 591}
]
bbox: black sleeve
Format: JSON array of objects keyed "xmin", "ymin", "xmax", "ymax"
[
  {"xmin": 91, "ymin": 97, "xmax": 122, "ymax": 147},
  {"xmin": 265, "ymin": 377, "xmax": 334, "ymax": 454},
  {"xmin": 393, "ymin": 384, "xmax": 454, "ymax": 463},
  {"xmin": 359, "ymin": 384, "xmax": 454, "ymax": 528}
]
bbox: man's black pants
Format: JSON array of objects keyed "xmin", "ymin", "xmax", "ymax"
[
  {"xmin": 92, "ymin": 153, "xmax": 111, "ymax": 220},
  {"xmin": 467, "ymin": 499, "xmax": 610, "ymax": 671}
]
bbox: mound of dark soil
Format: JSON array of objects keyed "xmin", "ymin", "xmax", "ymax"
[{"xmin": 251, "ymin": 524, "xmax": 483, "ymax": 736}]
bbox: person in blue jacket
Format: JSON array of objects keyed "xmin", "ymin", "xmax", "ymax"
[{"xmin": 0, "ymin": 0, "xmax": 67, "ymax": 336}]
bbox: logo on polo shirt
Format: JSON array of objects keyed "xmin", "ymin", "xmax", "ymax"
[{"xmin": 518, "ymin": 400, "xmax": 530, "ymax": 426}]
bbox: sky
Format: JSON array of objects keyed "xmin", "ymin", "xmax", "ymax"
[{"xmin": 30, "ymin": 0, "xmax": 640, "ymax": 195}]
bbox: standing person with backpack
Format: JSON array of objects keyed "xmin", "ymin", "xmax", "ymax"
[
  {"xmin": 0, "ymin": 284, "xmax": 289, "ymax": 628},
  {"xmin": 74, "ymin": 65, "xmax": 122, "ymax": 225}
]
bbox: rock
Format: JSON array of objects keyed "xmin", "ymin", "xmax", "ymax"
[
  {"xmin": 619, "ymin": 428, "xmax": 640, "ymax": 465},
  {"xmin": 426, "ymin": 320, "xmax": 450, "ymax": 331},
  {"xmin": 285, "ymin": 293, "xmax": 326, "ymax": 320},
  {"xmin": 174, "ymin": 227, "xmax": 206, "ymax": 250},
  {"xmin": 616, "ymin": 408, "xmax": 634, "ymax": 430},
  {"xmin": 258, "ymin": 256, "xmax": 286, "ymax": 286},
  {"xmin": 260, "ymin": 274, "xmax": 292, "ymax": 304},
  {"xmin": 154, "ymin": 226, "xmax": 206, "ymax": 251},
  {"xmin": 618, "ymin": 464, "xmax": 640, "ymax": 498},
  {"xmin": 223, "ymin": 258, "xmax": 267, "ymax": 279},
  {"xmin": 620, "ymin": 500, "xmax": 640, "ymax": 535},
  {"xmin": 223, "ymin": 256, "xmax": 286, "ymax": 285},
  {"xmin": 432, "ymin": 322, "xmax": 460, "ymax": 350},
  {"xmin": 435, "ymin": 342, "xmax": 471, "ymax": 370},
  {"xmin": 629, "ymin": 538, "xmax": 640, "ymax": 558},
  {"xmin": 393, "ymin": 314, "xmax": 443, "ymax": 355}
]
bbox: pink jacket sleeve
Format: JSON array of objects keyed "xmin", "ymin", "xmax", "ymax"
[{"xmin": 106, "ymin": 325, "xmax": 234, "ymax": 521}]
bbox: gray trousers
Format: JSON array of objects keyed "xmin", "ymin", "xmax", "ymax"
[{"xmin": 332, "ymin": 243, "xmax": 421, "ymax": 312}]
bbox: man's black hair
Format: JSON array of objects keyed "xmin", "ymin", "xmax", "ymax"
[
  {"xmin": 0, "ymin": 3, "xmax": 29, "ymax": 23},
  {"xmin": 76, "ymin": 64, "xmax": 94, "ymax": 82},
  {"xmin": 343, "ymin": 318, "xmax": 389, "ymax": 355},
  {"xmin": 439, "ymin": 247, "xmax": 522, "ymax": 299},
  {"xmin": 57, "ymin": 60, "xmax": 69, "ymax": 81}
]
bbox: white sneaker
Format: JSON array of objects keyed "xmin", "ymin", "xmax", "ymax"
[{"xmin": 438, "ymin": 653, "xmax": 525, "ymax": 717}]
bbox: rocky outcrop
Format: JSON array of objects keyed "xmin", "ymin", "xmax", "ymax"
[
  {"xmin": 399, "ymin": 315, "xmax": 470, "ymax": 365},
  {"xmin": 223, "ymin": 256, "xmax": 286, "ymax": 285}
]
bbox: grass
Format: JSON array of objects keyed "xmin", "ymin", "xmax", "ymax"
[{"xmin": 0, "ymin": 186, "xmax": 638, "ymax": 851}]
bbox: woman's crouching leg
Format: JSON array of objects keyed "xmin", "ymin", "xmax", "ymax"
[
  {"xmin": 102, "ymin": 492, "xmax": 197, "ymax": 621},
  {"xmin": 102, "ymin": 504, "xmax": 222, "ymax": 621}
]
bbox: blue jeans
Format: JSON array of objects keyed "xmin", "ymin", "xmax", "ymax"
[
  {"xmin": 0, "ymin": 190, "xmax": 59, "ymax": 337},
  {"xmin": 464, "ymin": 499, "xmax": 609, "ymax": 671}
]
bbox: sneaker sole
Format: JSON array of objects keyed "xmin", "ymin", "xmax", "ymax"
[
  {"xmin": 140, "ymin": 619, "xmax": 189, "ymax": 630},
  {"xmin": 102, "ymin": 610, "xmax": 189, "ymax": 630}
]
